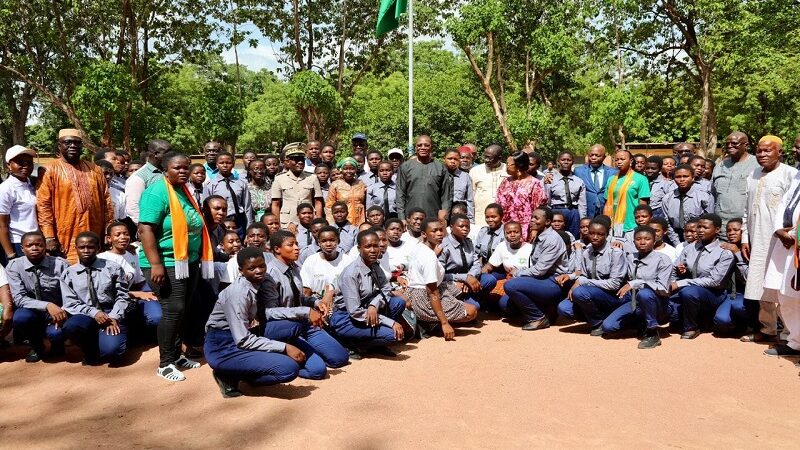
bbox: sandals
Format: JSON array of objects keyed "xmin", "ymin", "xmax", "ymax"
[
  {"xmin": 175, "ymin": 355, "xmax": 201, "ymax": 369},
  {"xmin": 740, "ymin": 332, "xmax": 777, "ymax": 343},
  {"xmin": 157, "ymin": 364, "xmax": 186, "ymax": 382}
]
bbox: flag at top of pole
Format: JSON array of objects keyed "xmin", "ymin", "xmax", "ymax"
[{"xmin": 376, "ymin": 0, "xmax": 408, "ymax": 37}]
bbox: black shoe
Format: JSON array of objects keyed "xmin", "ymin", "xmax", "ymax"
[
  {"xmin": 681, "ymin": 329, "xmax": 700, "ymax": 339},
  {"xmin": 522, "ymin": 317, "xmax": 550, "ymax": 331},
  {"xmin": 48, "ymin": 344, "xmax": 66, "ymax": 359},
  {"xmin": 348, "ymin": 348, "xmax": 363, "ymax": 360},
  {"xmin": 213, "ymin": 371, "xmax": 242, "ymax": 398},
  {"xmin": 764, "ymin": 344, "xmax": 800, "ymax": 357},
  {"xmin": 638, "ymin": 334, "xmax": 662, "ymax": 349},
  {"xmin": 25, "ymin": 349, "xmax": 41, "ymax": 363},
  {"xmin": 82, "ymin": 356, "xmax": 102, "ymax": 366},
  {"xmin": 369, "ymin": 346, "xmax": 397, "ymax": 357},
  {"xmin": 589, "ymin": 326, "xmax": 605, "ymax": 337}
]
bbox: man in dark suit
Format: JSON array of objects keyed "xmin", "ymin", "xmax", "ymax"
[{"xmin": 574, "ymin": 144, "xmax": 617, "ymax": 218}]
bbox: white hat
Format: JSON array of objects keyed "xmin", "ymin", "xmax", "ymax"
[
  {"xmin": 5, "ymin": 145, "xmax": 37, "ymax": 163},
  {"xmin": 387, "ymin": 148, "xmax": 404, "ymax": 158}
]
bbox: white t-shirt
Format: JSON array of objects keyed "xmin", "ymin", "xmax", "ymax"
[
  {"xmin": 488, "ymin": 242, "xmax": 533, "ymax": 272},
  {"xmin": 0, "ymin": 176, "xmax": 38, "ymax": 243},
  {"xmin": 386, "ymin": 240, "xmax": 415, "ymax": 272},
  {"xmin": 401, "ymin": 231, "xmax": 422, "ymax": 244},
  {"xmin": 407, "ymin": 243, "xmax": 444, "ymax": 289},
  {"xmin": 300, "ymin": 252, "xmax": 353, "ymax": 295},
  {"xmin": 226, "ymin": 252, "xmax": 274, "ymax": 283},
  {"xmin": 0, "ymin": 264, "xmax": 8, "ymax": 287},
  {"xmin": 98, "ymin": 250, "xmax": 145, "ymax": 286},
  {"xmin": 110, "ymin": 186, "xmax": 127, "ymax": 221},
  {"xmin": 656, "ymin": 243, "xmax": 679, "ymax": 263}
]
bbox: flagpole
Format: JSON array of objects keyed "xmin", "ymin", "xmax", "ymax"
[{"xmin": 407, "ymin": 0, "xmax": 414, "ymax": 152}]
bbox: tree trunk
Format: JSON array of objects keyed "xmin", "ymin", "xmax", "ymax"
[
  {"xmin": 101, "ymin": 112, "xmax": 114, "ymax": 147},
  {"xmin": 462, "ymin": 44, "xmax": 516, "ymax": 152},
  {"xmin": 698, "ymin": 66, "xmax": 716, "ymax": 157}
]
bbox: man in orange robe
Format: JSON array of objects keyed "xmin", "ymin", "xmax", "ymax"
[{"xmin": 37, "ymin": 129, "xmax": 113, "ymax": 263}]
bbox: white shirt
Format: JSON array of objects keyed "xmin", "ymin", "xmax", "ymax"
[
  {"xmin": 655, "ymin": 243, "xmax": 679, "ymax": 263},
  {"xmin": 0, "ymin": 176, "xmax": 38, "ymax": 243},
  {"xmin": 407, "ymin": 243, "xmax": 444, "ymax": 289},
  {"xmin": 0, "ymin": 264, "xmax": 8, "ymax": 287},
  {"xmin": 488, "ymin": 242, "xmax": 533, "ymax": 272},
  {"xmin": 401, "ymin": 231, "xmax": 422, "ymax": 244},
  {"xmin": 98, "ymin": 250, "xmax": 145, "ymax": 286},
  {"xmin": 110, "ymin": 186, "xmax": 127, "ymax": 221},
  {"xmin": 300, "ymin": 251, "xmax": 353, "ymax": 295},
  {"xmin": 386, "ymin": 240, "xmax": 415, "ymax": 272}
]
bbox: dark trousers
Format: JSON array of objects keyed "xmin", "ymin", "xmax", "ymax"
[
  {"xmin": 143, "ymin": 264, "xmax": 199, "ymax": 367},
  {"xmin": 569, "ymin": 285, "xmax": 627, "ymax": 327},
  {"xmin": 330, "ymin": 296, "xmax": 406, "ymax": 348},
  {"xmin": 204, "ymin": 328, "xmax": 299, "ymax": 386},
  {"xmin": 264, "ymin": 319, "xmax": 349, "ymax": 380},
  {"xmin": 676, "ymin": 285, "xmax": 727, "ymax": 332},
  {"xmin": 12, "ymin": 308, "xmax": 65, "ymax": 352},
  {"xmin": 62, "ymin": 314, "xmax": 127, "ymax": 360},
  {"xmin": 602, "ymin": 289, "xmax": 669, "ymax": 333},
  {"xmin": 461, "ymin": 274, "xmax": 498, "ymax": 310},
  {"xmin": 229, "ymin": 213, "xmax": 248, "ymax": 240},
  {"xmin": 503, "ymin": 276, "xmax": 565, "ymax": 322},
  {"xmin": 713, "ymin": 293, "xmax": 753, "ymax": 332},
  {"xmin": 553, "ymin": 208, "xmax": 581, "ymax": 239}
]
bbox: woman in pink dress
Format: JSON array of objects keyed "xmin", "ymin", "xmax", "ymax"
[{"xmin": 495, "ymin": 151, "xmax": 548, "ymax": 241}]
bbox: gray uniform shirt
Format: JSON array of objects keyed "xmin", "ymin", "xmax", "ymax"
[
  {"xmin": 266, "ymin": 258, "xmax": 318, "ymax": 310},
  {"xmin": 662, "ymin": 183, "xmax": 715, "ymax": 232},
  {"xmin": 333, "ymin": 222, "xmax": 358, "ymax": 253},
  {"xmin": 517, "ymin": 227, "xmax": 569, "ymax": 278},
  {"xmin": 61, "ymin": 258, "xmax": 130, "ymax": 320},
  {"xmin": 438, "ymin": 234, "xmax": 481, "ymax": 281},
  {"xmin": 366, "ymin": 181, "xmax": 397, "ymax": 215},
  {"xmin": 450, "ymin": 169, "xmax": 475, "ymax": 222},
  {"xmin": 548, "ymin": 172, "xmax": 588, "ymax": 218},
  {"xmin": 7, "ymin": 255, "xmax": 70, "ymax": 310},
  {"xmin": 335, "ymin": 257, "xmax": 396, "ymax": 327},
  {"xmin": 574, "ymin": 241, "xmax": 626, "ymax": 292},
  {"xmin": 627, "ymin": 251, "xmax": 673, "ymax": 295},
  {"xmin": 474, "ymin": 226, "xmax": 505, "ymax": 263},
  {"xmin": 673, "ymin": 239, "xmax": 735, "ymax": 290},
  {"xmin": 204, "ymin": 175, "xmax": 254, "ymax": 226}
]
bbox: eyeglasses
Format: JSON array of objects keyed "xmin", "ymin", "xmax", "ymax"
[
  {"xmin": 60, "ymin": 139, "xmax": 82, "ymax": 146},
  {"xmin": 287, "ymin": 156, "xmax": 305, "ymax": 162},
  {"xmin": 388, "ymin": 154, "xmax": 403, "ymax": 160}
]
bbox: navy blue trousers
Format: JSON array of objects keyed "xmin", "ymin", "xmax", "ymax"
[
  {"xmin": 503, "ymin": 276, "xmax": 565, "ymax": 322},
  {"xmin": 61, "ymin": 314, "xmax": 127, "ymax": 360},
  {"xmin": 565, "ymin": 285, "xmax": 626, "ymax": 327},
  {"xmin": 12, "ymin": 308, "xmax": 65, "ymax": 353},
  {"xmin": 553, "ymin": 208, "xmax": 581, "ymax": 240},
  {"xmin": 205, "ymin": 328, "xmax": 299, "ymax": 386},
  {"xmin": 677, "ymin": 285, "xmax": 727, "ymax": 332},
  {"xmin": 713, "ymin": 293, "xmax": 752, "ymax": 332},
  {"xmin": 330, "ymin": 296, "xmax": 406, "ymax": 348},
  {"xmin": 602, "ymin": 288, "xmax": 670, "ymax": 333},
  {"xmin": 264, "ymin": 319, "xmax": 348, "ymax": 380},
  {"xmin": 461, "ymin": 274, "xmax": 498, "ymax": 310}
]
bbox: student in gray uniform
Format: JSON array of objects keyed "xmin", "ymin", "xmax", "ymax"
[
  {"xmin": 359, "ymin": 150, "xmax": 382, "ymax": 188},
  {"xmin": 713, "ymin": 217, "xmax": 752, "ymax": 332},
  {"xmin": 330, "ymin": 230, "xmax": 407, "ymax": 353},
  {"xmin": 444, "ymin": 149, "xmax": 476, "ymax": 222},
  {"xmin": 203, "ymin": 151, "xmax": 253, "ymax": 236},
  {"xmin": 547, "ymin": 151, "xmax": 587, "ymax": 238},
  {"xmin": 556, "ymin": 218, "xmax": 627, "ymax": 335},
  {"xmin": 293, "ymin": 203, "xmax": 316, "ymax": 252},
  {"xmin": 298, "ymin": 218, "xmax": 330, "ymax": 264},
  {"xmin": 7, "ymin": 231, "xmax": 70, "ymax": 362},
  {"xmin": 204, "ymin": 248, "xmax": 306, "ymax": 398},
  {"xmin": 661, "ymin": 165, "xmax": 714, "ymax": 241},
  {"xmin": 438, "ymin": 214, "xmax": 497, "ymax": 311},
  {"xmin": 265, "ymin": 230, "xmax": 349, "ymax": 379},
  {"xmin": 331, "ymin": 202, "xmax": 359, "ymax": 253},
  {"xmin": 689, "ymin": 155, "xmax": 714, "ymax": 193},
  {"xmin": 60, "ymin": 232, "xmax": 130, "ymax": 365},
  {"xmin": 474, "ymin": 203, "xmax": 505, "ymax": 270},
  {"xmin": 602, "ymin": 226, "xmax": 674, "ymax": 349},
  {"xmin": 503, "ymin": 207, "xmax": 571, "ymax": 331},
  {"xmin": 366, "ymin": 161, "xmax": 398, "ymax": 219},
  {"xmin": 670, "ymin": 213, "xmax": 735, "ymax": 339}
]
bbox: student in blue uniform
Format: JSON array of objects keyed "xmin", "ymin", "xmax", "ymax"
[
  {"xmin": 503, "ymin": 207, "xmax": 570, "ymax": 330},
  {"xmin": 366, "ymin": 161, "xmax": 397, "ymax": 219},
  {"xmin": 713, "ymin": 217, "xmax": 752, "ymax": 333},
  {"xmin": 474, "ymin": 203, "xmax": 505, "ymax": 269},
  {"xmin": 438, "ymin": 214, "xmax": 497, "ymax": 310},
  {"xmin": 205, "ymin": 248, "xmax": 306, "ymax": 398},
  {"xmin": 6, "ymin": 231, "xmax": 70, "ymax": 362},
  {"xmin": 60, "ymin": 232, "xmax": 131, "ymax": 365},
  {"xmin": 670, "ymin": 213, "xmax": 735, "ymax": 339},
  {"xmin": 330, "ymin": 230, "xmax": 407, "ymax": 353},
  {"xmin": 556, "ymin": 218, "xmax": 627, "ymax": 335},
  {"xmin": 331, "ymin": 202, "xmax": 359, "ymax": 253},
  {"xmin": 265, "ymin": 230, "xmax": 349, "ymax": 378},
  {"xmin": 601, "ymin": 226, "xmax": 674, "ymax": 348},
  {"xmin": 662, "ymin": 165, "xmax": 714, "ymax": 241},
  {"xmin": 547, "ymin": 151, "xmax": 587, "ymax": 238}
]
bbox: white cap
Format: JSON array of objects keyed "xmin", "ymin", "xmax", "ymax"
[
  {"xmin": 387, "ymin": 147, "xmax": 404, "ymax": 158},
  {"xmin": 5, "ymin": 145, "xmax": 37, "ymax": 163}
]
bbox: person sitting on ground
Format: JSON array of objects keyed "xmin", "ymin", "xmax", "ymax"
[
  {"xmin": 480, "ymin": 221, "xmax": 532, "ymax": 312},
  {"xmin": 405, "ymin": 218, "xmax": 479, "ymax": 340},
  {"xmin": 503, "ymin": 207, "xmax": 571, "ymax": 331},
  {"xmin": 264, "ymin": 230, "xmax": 349, "ymax": 379},
  {"xmin": 384, "ymin": 218, "xmax": 413, "ymax": 288},
  {"xmin": 556, "ymin": 218, "xmax": 627, "ymax": 336},
  {"xmin": 298, "ymin": 218, "xmax": 332, "ymax": 264},
  {"xmin": 649, "ymin": 217, "xmax": 679, "ymax": 262},
  {"xmin": 662, "ymin": 165, "xmax": 715, "ymax": 242},
  {"xmin": 260, "ymin": 211, "xmax": 281, "ymax": 236},
  {"xmin": 602, "ymin": 226, "xmax": 674, "ymax": 349},
  {"xmin": 675, "ymin": 218, "xmax": 698, "ymax": 255},
  {"xmin": 301, "ymin": 226, "xmax": 353, "ymax": 300},
  {"xmin": 573, "ymin": 217, "xmax": 592, "ymax": 252},
  {"xmin": 6, "ymin": 231, "xmax": 70, "ymax": 362},
  {"xmin": 331, "ymin": 202, "xmax": 359, "ymax": 253},
  {"xmin": 60, "ymin": 232, "xmax": 131, "ymax": 365},
  {"xmin": 713, "ymin": 217, "xmax": 752, "ymax": 333},
  {"xmin": 221, "ymin": 230, "xmax": 242, "ymax": 258},
  {"xmin": 474, "ymin": 203, "xmax": 505, "ymax": 268},
  {"xmin": 204, "ymin": 248, "xmax": 306, "ymax": 398},
  {"xmin": 330, "ymin": 230, "xmax": 407, "ymax": 355},
  {"xmin": 551, "ymin": 212, "xmax": 575, "ymax": 241},
  {"xmin": 670, "ymin": 213, "xmax": 735, "ymax": 339},
  {"xmin": 401, "ymin": 207, "xmax": 426, "ymax": 243},
  {"xmin": 438, "ymin": 214, "xmax": 497, "ymax": 311}
]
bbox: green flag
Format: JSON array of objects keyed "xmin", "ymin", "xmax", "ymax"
[{"xmin": 376, "ymin": 0, "xmax": 408, "ymax": 38}]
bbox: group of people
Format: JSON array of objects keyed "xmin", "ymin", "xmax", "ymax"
[{"xmin": 1, "ymin": 128, "xmax": 799, "ymax": 398}]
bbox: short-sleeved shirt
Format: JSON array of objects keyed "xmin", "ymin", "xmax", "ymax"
[
  {"xmin": 300, "ymin": 252, "xmax": 353, "ymax": 296},
  {"xmin": 138, "ymin": 180, "xmax": 203, "ymax": 268},
  {"xmin": 604, "ymin": 171, "xmax": 651, "ymax": 234},
  {"xmin": 98, "ymin": 250, "xmax": 145, "ymax": 287},
  {"xmin": 488, "ymin": 242, "xmax": 533, "ymax": 272},
  {"xmin": 407, "ymin": 243, "xmax": 445, "ymax": 289},
  {"xmin": 270, "ymin": 170, "xmax": 322, "ymax": 227},
  {"xmin": 0, "ymin": 176, "xmax": 38, "ymax": 243}
]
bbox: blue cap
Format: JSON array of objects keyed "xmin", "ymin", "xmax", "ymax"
[{"xmin": 351, "ymin": 133, "xmax": 367, "ymax": 142}]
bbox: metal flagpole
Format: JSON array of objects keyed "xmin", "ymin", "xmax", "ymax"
[{"xmin": 407, "ymin": 0, "xmax": 414, "ymax": 152}]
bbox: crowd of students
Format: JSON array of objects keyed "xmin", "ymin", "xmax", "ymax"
[{"xmin": 1, "ymin": 130, "xmax": 799, "ymax": 399}]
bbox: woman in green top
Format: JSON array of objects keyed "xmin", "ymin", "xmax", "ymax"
[
  {"xmin": 604, "ymin": 150, "xmax": 651, "ymax": 237},
  {"xmin": 139, "ymin": 152, "xmax": 204, "ymax": 382}
]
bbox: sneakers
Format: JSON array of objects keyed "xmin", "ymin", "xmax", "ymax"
[
  {"xmin": 212, "ymin": 371, "xmax": 242, "ymax": 398},
  {"xmin": 638, "ymin": 333, "xmax": 661, "ymax": 349},
  {"xmin": 764, "ymin": 344, "xmax": 800, "ymax": 357}
]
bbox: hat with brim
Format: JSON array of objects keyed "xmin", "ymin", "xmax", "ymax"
[
  {"xmin": 5, "ymin": 145, "xmax": 37, "ymax": 163},
  {"xmin": 282, "ymin": 142, "xmax": 307, "ymax": 158},
  {"xmin": 351, "ymin": 133, "xmax": 367, "ymax": 142},
  {"xmin": 387, "ymin": 148, "xmax": 404, "ymax": 158}
]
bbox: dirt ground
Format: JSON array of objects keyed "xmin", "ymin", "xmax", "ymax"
[{"xmin": 2, "ymin": 317, "xmax": 799, "ymax": 449}]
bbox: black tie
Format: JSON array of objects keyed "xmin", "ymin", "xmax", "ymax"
[
  {"xmin": 382, "ymin": 185, "xmax": 390, "ymax": 217},
  {"xmin": 590, "ymin": 250, "xmax": 598, "ymax": 279},
  {"xmin": 224, "ymin": 178, "xmax": 240, "ymax": 215},
  {"xmin": 564, "ymin": 176, "xmax": 573, "ymax": 207},
  {"xmin": 194, "ymin": 188, "xmax": 202, "ymax": 205},
  {"xmin": 86, "ymin": 268, "xmax": 100, "ymax": 308},
  {"xmin": 30, "ymin": 266, "xmax": 43, "ymax": 301},
  {"xmin": 691, "ymin": 246, "xmax": 705, "ymax": 278},
  {"xmin": 306, "ymin": 228, "xmax": 312, "ymax": 246},
  {"xmin": 368, "ymin": 264, "xmax": 387, "ymax": 303},
  {"xmin": 285, "ymin": 267, "xmax": 300, "ymax": 307},
  {"xmin": 459, "ymin": 243, "xmax": 469, "ymax": 271},
  {"xmin": 631, "ymin": 260, "xmax": 641, "ymax": 310},
  {"xmin": 591, "ymin": 168, "xmax": 600, "ymax": 190},
  {"xmin": 678, "ymin": 193, "xmax": 686, "ymax": 229},
  {"xmin": 487, "ymin": 231, "xmax": 496, "ymax": 260}
]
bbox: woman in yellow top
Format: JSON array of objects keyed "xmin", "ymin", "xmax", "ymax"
[{"xmin": 326, "ymin": 157, "xmax": 367, "ymax": 225}]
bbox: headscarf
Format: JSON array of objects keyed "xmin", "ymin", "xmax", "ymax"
[{"xmin": 337, "ymin": 157, "xmax": 359, "ymax": 169}]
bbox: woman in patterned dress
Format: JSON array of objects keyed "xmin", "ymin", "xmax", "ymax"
[
  {"xmin": 247, "ymin": 159, "xmax": 271, "ymax": 222},
  {"xmin": 326, "ymin": 158, "xmax": 367, "ymax": 225},
  {"xmin": 495, "ymin": 151, "xmax": 548, "ymax": 241}
]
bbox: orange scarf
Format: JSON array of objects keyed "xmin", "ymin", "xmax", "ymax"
[
  {"xmin": 163, "ymin": 178, "xmax": 215, "ymax": 280},
  {"xmin": 603, "ymin": 171, "xmax": 635, "ymax": 237}
]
